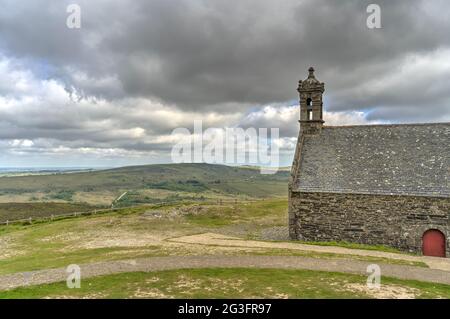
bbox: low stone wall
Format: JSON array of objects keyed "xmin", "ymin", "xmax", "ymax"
[{"xmin": 289, "ymin": 191, "xmax": 450, "ymax": 255}]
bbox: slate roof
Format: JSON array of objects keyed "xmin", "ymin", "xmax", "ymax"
[{"xmin": 293, "ymin": 123, "xmax": 450, "ymax": 197}]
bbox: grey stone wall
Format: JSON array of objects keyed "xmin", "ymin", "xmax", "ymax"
[{"xmin": 289, "ymin": 191, "xmax": 450, "ymax": 255}]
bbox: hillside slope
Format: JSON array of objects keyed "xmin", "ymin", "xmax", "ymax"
[
  {"xmin": 0, "ymin": 163, "xmax": 288, "ymax": 195},
  {"xmin": 0, "ymin": 164, "xmax": 289, "ymax": 221}
]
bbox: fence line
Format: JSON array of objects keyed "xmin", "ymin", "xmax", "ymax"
[{"xmin": 0, "ymin": 198, "xmax": 253, "ymax": 226}]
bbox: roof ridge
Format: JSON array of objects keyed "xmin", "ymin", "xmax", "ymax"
[{"xmin": 324, "ymin": 122, "xmax": 450, "ymax": 129}]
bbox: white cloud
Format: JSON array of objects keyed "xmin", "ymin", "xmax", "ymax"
[
  {"xmin": 0, "ymin": 56, "xmax": 382, "ymax": 166},
  {"xmin": 240, "ymin": 104, "xmax": 379, "ymax": 138},
  {"xmin": 9, "ymin": 139, "xmax": 34, "ymax": 147},
  {"xmin": 0, "ymin": 56, "xmax": 247, "ymax": 165},
  {"xmin": 324, "ymin": 111, "xmax": 380, "ymax": 126}
]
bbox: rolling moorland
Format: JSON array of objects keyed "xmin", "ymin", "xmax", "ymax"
[
  {"xmin": 0, "ymin": 163, "xmax": 289, "ymax": 222},
  {"xmin": 0, "ymin": 163, "xmax": 449, "ymax": 299}
]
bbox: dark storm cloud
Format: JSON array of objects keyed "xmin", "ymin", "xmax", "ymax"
[{"xmin": 1, "ymin": 0, "xmax": 449, "ymax": 117}]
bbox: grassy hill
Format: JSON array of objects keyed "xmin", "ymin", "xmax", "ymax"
[
  {"xmin": 0, "ymin": 163, "xmax": 289, "ymax": 222},
  {"xmin": 0, "ymin": 163, "xmax": 289, "ymax": 195}
]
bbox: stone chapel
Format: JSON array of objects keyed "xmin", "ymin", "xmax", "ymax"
[{"xmin": 289, "ymin": 67, "xmax": 450, "ymax": 257}]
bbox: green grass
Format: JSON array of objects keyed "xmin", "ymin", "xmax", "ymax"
[
  {"xmin": 2, "ymin": 268, "xmax": 449, "ymax": 299},
  {"xmin": 185, "ymin": 199, "xmax": 287, "ymax": 228}
]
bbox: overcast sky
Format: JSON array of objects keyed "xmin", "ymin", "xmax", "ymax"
[{"xmin": 1, "ymin": 0, "xmax": 449, "ymax": 168}]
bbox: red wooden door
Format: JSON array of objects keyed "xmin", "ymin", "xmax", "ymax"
[{"xmin": 422, "ymin": 230, "xmax": 446, "ymax": 257}]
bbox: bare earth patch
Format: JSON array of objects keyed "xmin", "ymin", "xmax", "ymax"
[
  {"xmin": 166, "ymin": 275, "xmax": 247, "ymax": 296},
  {"xmin": 39, "ymin": 232, "xmax": 80, "ymax": 243},
  {"xmin": 343, "ymin": 283, "xmax": 419, "ymax": 299},
  {"xmin": 133, "ymin": 288, "xmax": 170, "ymax": 298},
  {"xmin": 78, "ymin": 230, "xmax": 164, "ymax": 249},
  {"xmin": 0, "ymin": 236, "xmax": 25, "ymax": 260}
]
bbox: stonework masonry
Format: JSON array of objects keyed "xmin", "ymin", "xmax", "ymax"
[{"xmin": 289, "ymin": 191, "xmax": 450, "ymax": 255}]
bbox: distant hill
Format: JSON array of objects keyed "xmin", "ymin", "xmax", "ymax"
[{"xmin": 0, "ymin": 163, "xmax": 290, "ymax": 198}]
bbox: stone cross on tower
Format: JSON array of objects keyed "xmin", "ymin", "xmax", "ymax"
[{"xmin": 298, "ymin": 67, "xmax": 325, "ymax": 134}]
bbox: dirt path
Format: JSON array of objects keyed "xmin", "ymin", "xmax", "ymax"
[
  {"xmin": 0, "ymin": 255, "xmax": 449, "ymax": 291},
  {"xmin": 169, "ymin": 233, "xmax": 450, "ymax": 271},
  {"xmin": 111, "ymin": 191, "xmax": 128, "ymax": 208}
]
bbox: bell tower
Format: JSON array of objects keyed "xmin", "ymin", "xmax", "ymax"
[{"xmin": 298, "ymin": 67, "xmax": 325, "ymax": 134}]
